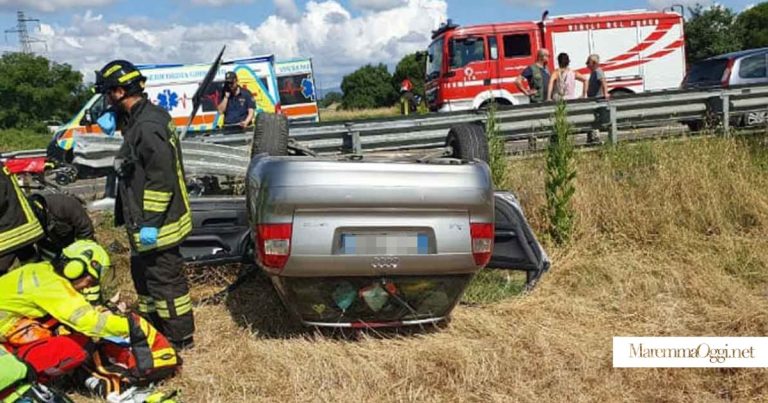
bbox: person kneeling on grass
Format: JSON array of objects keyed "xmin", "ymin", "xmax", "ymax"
[{"xmin": 0, "ymin": 240, "xmax": 180, "ymax": 401}]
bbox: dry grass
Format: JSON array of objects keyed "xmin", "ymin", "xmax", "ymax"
[
  {"xmin": 319, "ymin": 106, "xmax": 400, "ymax": 122},
  {"xmin": 92, "ymin": 134, "xmax": 768, "ymax": 402}
]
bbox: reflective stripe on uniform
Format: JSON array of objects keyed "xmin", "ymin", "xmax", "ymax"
[
  {"xmin": 92, "ymin": 311, "xmax": 110, "ymax": 334},
  {"xmin": 155, "ymin": 300, "xmax": 170, "ymax": 319},
  {"xmin": 144, "ymin": 190, "xmax": 171, "ymax": 213},
  {"xmin": 144, "ymin": 190, "xmax": 172, "ymax": 203},
  {"xmin": 143, "ymin": 201, "xmax": 168, "ymax": 213},
  {"xmin": 137, "ymin": 295, "xmax": 156, "ymax": 313},
  {"xmin": 174, "ymin": 294, "xmax": 192, "ymax": 316},
  {"xmin": 152, "ymin": 347, "xmax": 178, "ymax": 367},
  {"xmin": 133, "ymin": 212, "xmax": 192, "ymax": 252},
  {"xmin": 68, "ymin": 305, "xmax": 91, "ymax": 324},
  {"xmin": 0, "ymin": 167, "xmax": 44, "ymax": 253}
]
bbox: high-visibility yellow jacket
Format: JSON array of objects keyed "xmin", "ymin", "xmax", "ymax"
[
  {"xmin": 0, "ymin": 262, "xmax": 129, "ymax": 341},
  {"xmin": 0, "ymin": 345, "xmax": 30, "ymax": 402}
]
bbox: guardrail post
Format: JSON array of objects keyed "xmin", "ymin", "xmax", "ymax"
[
  {"xmin": 721, "ymin": 93, "xmax": 731, "ymax": 137},
  {"xmin": 341, "ymin": 123, "xmax": 362, "ymax": 155},
  {"xmin": 609, "ymin": 104, "xmax": 618, "ymax": 144}
]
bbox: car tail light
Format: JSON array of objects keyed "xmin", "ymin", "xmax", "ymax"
[
  {"xmin": 470, "ymin": 223, "xmax": 494, "ymax": 266},
  {"xmin": 255, "ymin": 223, "xmax": 292, "ymax": 272},
  {"xmin": 274, "ymin": 103, "xmax": 282, "ymax": 114},
  {"xmin": 721, "ymin": 58, "xmax": 734, "ymax": 88}
]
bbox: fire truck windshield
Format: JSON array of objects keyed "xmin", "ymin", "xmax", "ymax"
[{"xmin": 427, "ymin": 38, "xmax": 444, "ymax": 80}]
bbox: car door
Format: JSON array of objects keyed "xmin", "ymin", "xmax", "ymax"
[
  {"xmin": 446, "ymin": 35, "xmax": 492, "ymax": 102},
  {"xmin": 490, "ymin": 192, "xmax": 551, "ymax": 286}
]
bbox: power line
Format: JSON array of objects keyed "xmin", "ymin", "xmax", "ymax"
[{"xmin": 5, "ymin": 10, "xmax": 47, "ymax": 54}]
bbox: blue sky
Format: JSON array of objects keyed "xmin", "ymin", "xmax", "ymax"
[{"xmin": 0, "ymin": 0, "xmax": 758, "ymax": 88}]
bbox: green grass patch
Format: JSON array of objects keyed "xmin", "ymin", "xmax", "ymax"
[
  {"xmin": 0, "ymin": 129, "xmax": 51, "ymax": 153},
  {"xmin": 462, "ymin": 269, "xmax": 527, "ymax": 304}
]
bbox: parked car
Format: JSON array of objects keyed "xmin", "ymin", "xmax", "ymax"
[
  {"xmin": 683, "ymin": 48, "xmax": 768, "ymax": 90},
  {"xmin": 681, "ymin": 47, "xmax": 768, "ymax": 130}
]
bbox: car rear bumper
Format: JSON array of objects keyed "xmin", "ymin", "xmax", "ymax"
[{"xmin": 271, "ymin": 274, "xmax": 473, "ymax": 327}]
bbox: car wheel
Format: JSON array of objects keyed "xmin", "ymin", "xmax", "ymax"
[
  {"xmin": 446, "ymin": 123, "xmax": 489, "ymax": 163},
  {"xmin": 252, "ymin": 113, "xmax": 289, "ymax": 158}
]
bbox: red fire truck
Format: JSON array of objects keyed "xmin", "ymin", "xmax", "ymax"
[{"xmin": 425, "ymin": 9, "xmax": 686, "ymax": 112}]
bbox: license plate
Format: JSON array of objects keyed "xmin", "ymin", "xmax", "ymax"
[{"xmin": 340, "ymin": 233, "xmax": 430, "ymax": 255}]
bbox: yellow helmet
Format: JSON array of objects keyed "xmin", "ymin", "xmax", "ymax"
[{"xmin": 61, "ymin": 240, "xmax": 111, "ymax": 281}]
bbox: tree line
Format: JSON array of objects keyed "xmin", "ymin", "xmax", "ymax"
[{"xmin": 0, "ymin": 2, "xmax": 766, "ymax": 128}]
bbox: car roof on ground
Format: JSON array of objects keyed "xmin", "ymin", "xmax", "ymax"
[{"xmin": 705, "ymin": 47, "xmax": 768, "ymax": 61}]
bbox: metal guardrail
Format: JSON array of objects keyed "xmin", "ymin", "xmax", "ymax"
[{"xmin": 4, "ymin": 84, "xmax": 767, "ymax": 179}]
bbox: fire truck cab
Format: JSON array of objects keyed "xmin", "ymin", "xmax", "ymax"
[{"xmin": 426, "ymin": 9, "xmax": 686, "ymax": 112}]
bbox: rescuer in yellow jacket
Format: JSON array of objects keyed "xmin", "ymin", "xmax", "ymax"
[{"xmin": 0, "ymin": 240, "xmax": 130, "ymax": 387}]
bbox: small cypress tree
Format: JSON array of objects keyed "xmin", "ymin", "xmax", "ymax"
[
  {"xmin": 486, "ymin": 101, "xmax": 509, "ymax": 188},
  {"xmin": 546, "ymin": 100, "xmax": 577, "ymax": 244}
]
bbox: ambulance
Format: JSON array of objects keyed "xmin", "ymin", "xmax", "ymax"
[
  {"xmin": 275, "ymin": 58, "xmax": 319, "ymax": 123},
  {"xmin": 51, "ymin": 55, "xmax": 282, "ymax": 154},
  {"xmin": 426, "ymin": 8, "xmax": 687, "ymax": 111}
]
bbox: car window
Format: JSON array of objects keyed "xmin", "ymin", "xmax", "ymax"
[
  {"xmin": 88, "ymin": 95, "xmax": 107, "ymax": 122},
  {"xmin": 427, "ymin": 38, "xmax": 444, "ymax": 80},
  {"xmin": 686, "ymin": 59, "xmax": 729, "ymax": 84},
  {"xmin": 738, "ymin": 54, "xmax": 767, "ymax": 79},
  {"xmin": 503, "ymin": 34, "xmax": 531, "ymax": 58},
  {"xmin": 449, "ymin": 37, "xmax": 486, "ymax": 69},
  {"xmin": 488, "ymin": 36, "xmax": 498, "ymax": 60}
]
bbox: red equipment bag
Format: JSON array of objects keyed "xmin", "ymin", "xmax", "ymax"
[
  {"xmin": 81, "ymin": 314, "xmax": 181, "ymax": 398},
  {"xmin": 4, "ymin": 157, "xmax": 48, "ymax": 175}
]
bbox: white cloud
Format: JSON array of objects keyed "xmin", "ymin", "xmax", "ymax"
[
  {"xmin": 33, "ymin": 0, "xmax": 448, "ymax": 89},
  {"xmin": 350, "ymin": 0, "xmax": 407, "ymax": 11},
  {"xmin": 0, "ymin": 0, "xmax": 113, "ymax": 12},
  {"xmin": 274, "ymin": 0, "xmax": 301, "ymax": 22}
]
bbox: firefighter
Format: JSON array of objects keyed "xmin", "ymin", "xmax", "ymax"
[
  {"xmin": 94, "ymin": 60, "xmax": 195, "ymax": 350},
  {"xmin": 28, "ymin": 193, "xmax": 95, "ymax": 262},
  {"xmin": 0, "ymin": 164, "xmax": 45, "ymax": 274}
]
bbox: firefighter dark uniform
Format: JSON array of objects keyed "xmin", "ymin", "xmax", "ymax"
[
  {"xmin": 0, "ymin": 165, "xmax": 44, "ymax": 273},
  {"xmin": 97, "ymin": 60, "xmax": 194, "ymax": 348},
  {"xmin": 29, "ymin": 193, "xmax": 95, "ymax": 261}
]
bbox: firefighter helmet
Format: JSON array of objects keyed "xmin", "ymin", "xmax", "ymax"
[{"xmin": 94, "ymin": 60, "xmax": 146, "ymax": 95}]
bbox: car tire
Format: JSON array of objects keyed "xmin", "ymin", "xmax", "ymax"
[
  {"xmin": 446, "ymin": 123, "xmax": 489, "ymax": 162},
  {"xmin": 252, "ymin": 113, "xmax": 289, "ymax": 158}
]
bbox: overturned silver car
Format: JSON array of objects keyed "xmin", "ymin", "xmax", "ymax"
[{"xmin": 231, "ymin": 115, "xmax": 549, "ymax": 328}]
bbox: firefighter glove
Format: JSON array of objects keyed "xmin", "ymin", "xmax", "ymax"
[{"xmin": 139, "ymin": 227, "xmax": 158, "ymax": 246}]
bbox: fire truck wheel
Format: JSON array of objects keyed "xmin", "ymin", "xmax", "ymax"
[
  {"xmin": 446, "ymin": 123, "xmax": 489, "ymax": 163},
  {"xmin": 252, "ymin": 113, "xmax": 289, "ymax": 157}
]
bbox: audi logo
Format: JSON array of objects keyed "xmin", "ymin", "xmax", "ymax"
[{"xmin": 371, "ymin": 256, "xmax": 400, "ymax": 270}]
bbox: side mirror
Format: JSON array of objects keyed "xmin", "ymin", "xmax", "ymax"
[
  {"xmin": 428, "ymin": 54, "xmax": 434, "ymax": 63},
  {"xmin": 80, "ymin": 110, "xmax": 92, "ymax": 126}
]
